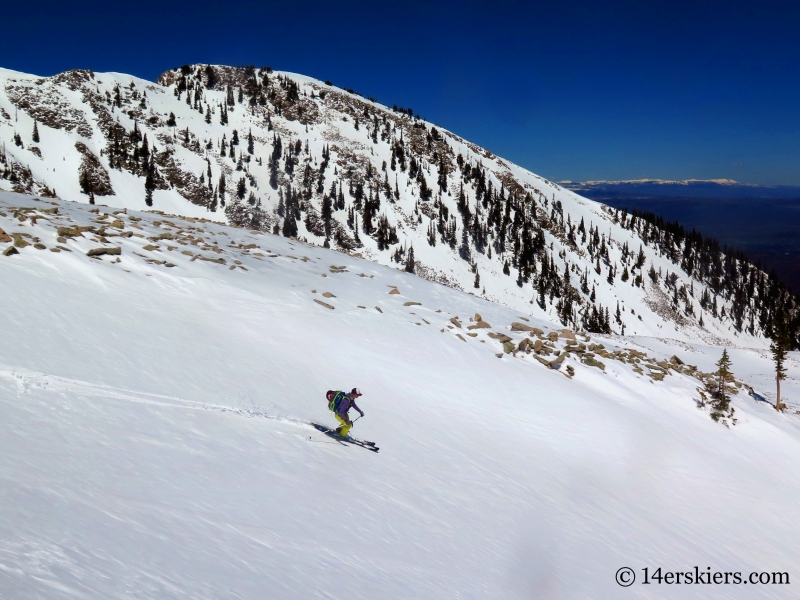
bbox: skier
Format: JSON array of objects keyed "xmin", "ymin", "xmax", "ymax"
[{"xmin": 327, "ymin": 388, "xmax": 364, "ymax": 438}]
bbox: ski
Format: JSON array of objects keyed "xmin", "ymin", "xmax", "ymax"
[{"xmin": 310, "ymin": 423, "xmax": 379, "ymax": 453}]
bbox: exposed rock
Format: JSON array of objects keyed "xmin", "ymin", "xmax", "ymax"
[
  {"xmin": 511, "ymin": 322, "xmax": 541, "ymax": 333},
  {"xmin": 449, "ymin": 317, "xmax": 462, "ymax": 328},
  {"xmin": 518, "ymin": 338, "xmax": 532, "ymax": 352},
  {"xmin": 583, "ymin": 357, "xmax": 606, "ymax": 370},
  {"xmin": 488, "ymin": 333, "xmax": 513, "ymax": 343},
  {"xmin": 503, "ymin": 341, "xmax": 515, "ymax": 354},
  {"xmin": 375, "ymin": 306, "xmax": 383, "ymax": 313},
  {"xmin": 75, "ymin": 142, "xmax": 114, "ymax": 196},
  {"xmin": 533, "ymin": 339, "xmax": 543, "ymax": 352},
  {"xmin": 403, "ymin": 301, "xmax": 421, "ymax": 306},
  {"xmin": 3, "ymin": 246, "xmax": 19, "ymax": 256},
  {"xmin": 57, "ymin": 226, "xmax": 83, "ymax": 238},
  {"xmin": 5, "ymin": 78, "xmax": 93, "ymax": 136},
  {"xmin": 388, "ymin": 288, "xmax": 400, "ymax": 295},
  {"xmin": 474, "ymin": 313, "xmax": 482, "ymax": 322},
  {"xmin": 547, "ymin": 332, "xmax": 559, "ymax": 341},
  {"xmin": 560, "ymin": 329, "xmax": 576, "ymax": 340},
  {"xmin": 314, "ymin": 299, "xmax": 335, "ymax": 309},
  {"xmin": 455, "ymin": 333, "xmax": 466, "ymax": 342},
  {"xmin": 12, "ymin": 234, "xmax": 29, "ymax": 248},
  {"xmin": 86, "ymin": 246, "xmax": 121, "ymax": 257},
  {"xmin": 670, "ymin": 355, "xmax": 685, "ymax": 366},
  {"xmin": 467, "ymin": 321, "xmax": 491, "ymax": 330},
  {"xmin": 549, "ymin": 353, "xmax": 567, "ymax": 368},
  {"xmin": 322, "ymin": 292, "xmax": 336, "ymax": 298}
]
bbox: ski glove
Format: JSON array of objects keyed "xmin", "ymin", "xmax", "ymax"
[{"xmin": 359, "ymin": 410, "xmax": 365, "ymax": 417}]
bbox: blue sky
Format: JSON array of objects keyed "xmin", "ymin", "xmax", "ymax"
[{"xmin": 5, "ymin": 0, "xmax": 799, "ymax": 185}]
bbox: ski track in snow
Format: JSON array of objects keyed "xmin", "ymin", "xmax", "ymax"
[{"xmin": 0, "ymin": 365, "xmax": 311, "ymax": 429}]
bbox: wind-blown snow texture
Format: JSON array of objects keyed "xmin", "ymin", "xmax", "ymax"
[
  {"xmin": 0, "ymin": 65, "xmax": 789, "ymax": 347},
  {"xmin": 0, "ymin": 192, "xmax": 799, "ymax": 598}
]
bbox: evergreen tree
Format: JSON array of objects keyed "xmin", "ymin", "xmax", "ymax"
[
  {"xmin": 204, "ymin": 64, "xmax": 217, "ymax": 89},
  {"xmin": 247, "ymin": 129, "xmax": 254, "ymax": 154},
  {"xmin": 715, "ymin": 349, "xmax": 733, "ymax": 406},
  {"xmin": 474, "ymin": 269, "xmax": 480, "ymax": 289},
  {"xmin": 459, "ymin": 226, "xmax": 471, "ymax": 262},
  {"xmin": 167, "ymin": 112, "xmax": 177, "ymax": 127},
  {"xmin": 427, "ymin": 221, "xmax": 437, "ymax": 246},
  {"xmin": 144, "ymin": 159, "xmax": 155, "ymax": 207},
  {"xmin": 321, "ymin": 194, "xmax": 333, "ymax": 239},
  {"xmin": 32, "ymin": 121, "xmax": 40, "ymax": 143},
  {"xmin": 770, "ymin": 334, "xmax": 788, "ymax": 411},
  {"xmin": 405, "ymin": 245, "xmax": 415, "ymax": 273},
  {"xmin": 218, "ymin": 173, "xmax": 226, "ymax": 202}
]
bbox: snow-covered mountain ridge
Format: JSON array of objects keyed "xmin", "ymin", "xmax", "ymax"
[
  {"xmin": 1, "ymin": 189, "xmax": 799, "ymax": 598},
  {"xmin": 0, "ymin": 64, "xmax": 797, "ymax": 348}
]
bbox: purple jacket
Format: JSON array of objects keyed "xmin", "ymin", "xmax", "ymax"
[{"xmin": 337, "ymin": 394, "xmax": 362, "ymax": 418}]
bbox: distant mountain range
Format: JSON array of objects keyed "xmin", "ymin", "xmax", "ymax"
[{"xmin": 561, "ymin": 179, "xmax": 800, "ymax": 200}]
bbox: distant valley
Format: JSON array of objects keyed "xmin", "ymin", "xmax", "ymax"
[{"xmin": 563, "ymin": 180, "xmax": 800, "ymax": 294}]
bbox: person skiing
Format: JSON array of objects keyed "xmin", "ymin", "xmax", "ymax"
[{"xmin": 327, "ymin": 388, "xmax": 364, "ymax": 438}]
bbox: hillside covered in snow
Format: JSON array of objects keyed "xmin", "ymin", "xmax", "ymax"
[
  {"xmin": 1, "ymin": 64, "xmax": 798, "ymax": 349},
  {"xmin": 1, "ymin": 191, "xmax": 799, "ymax": 598}
]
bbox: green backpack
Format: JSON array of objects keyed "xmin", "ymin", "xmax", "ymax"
[{"xmin": 326, "ymin": 390, "xmax": 345, "ymax": 412}]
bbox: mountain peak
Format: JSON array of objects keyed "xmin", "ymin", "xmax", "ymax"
[{"xmin": 0, "ymin": 65, "xmax": 797, "ymax": 347}]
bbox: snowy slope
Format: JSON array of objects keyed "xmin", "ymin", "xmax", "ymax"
[
  {"xmin": 1, "ymin": 191, "xmax": 799, "ymax": 599},
  {"xmin": 1, "ymin": 65, "xmax": 792, "ymax": 349}
]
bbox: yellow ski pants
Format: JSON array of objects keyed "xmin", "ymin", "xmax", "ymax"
[{"xmin": 335, "ymin": 413, "xmax": 352, "ymax": 437}]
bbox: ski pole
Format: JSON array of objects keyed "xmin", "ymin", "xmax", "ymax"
[{"xmin": 309, "ymin": 426, "xmax": 336, "ymax": 440}]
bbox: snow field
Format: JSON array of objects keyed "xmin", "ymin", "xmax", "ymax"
[{"xmin": 0, "ymin": 191, "xmax": 798, "ymax": 598}]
